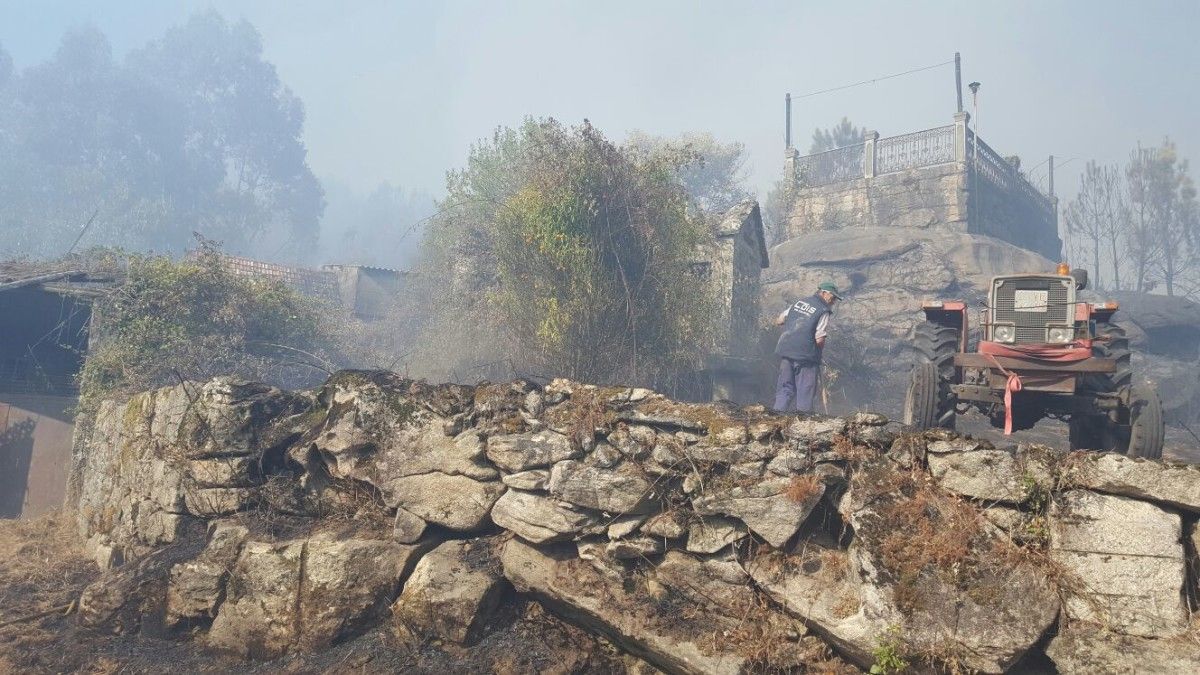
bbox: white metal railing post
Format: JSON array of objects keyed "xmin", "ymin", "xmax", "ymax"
[
  {"xmin": 862, "ymin": 131, "xmax": 879, "ymax": 178},
  {"xmin": 953, "ymin": 111, "xmax": 970, "ymax": 162}
]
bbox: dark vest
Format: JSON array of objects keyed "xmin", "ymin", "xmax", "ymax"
[{"xmin": 774, "ymin": 294, "xmax": 831, "ymax": 364}]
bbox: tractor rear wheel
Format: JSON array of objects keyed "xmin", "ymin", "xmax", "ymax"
[
  {"xmin": 1093, "ymin": 322, "xmax": 1132, "ymax": 395},
  {"xmin": 911, "ymin": 321, "xmax": 959, "ymax": 384},
  {"xmin": 1125, "ymin": 386, "xmax": 1164, "ymax": 460},
  {"xmin": 904, "ymin": 320, "xmax": 959, "ymax": 430}
]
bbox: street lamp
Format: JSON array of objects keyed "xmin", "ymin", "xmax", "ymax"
[
  {"xmin": 968, "ymin": 81, "xmax": 980, "ymax": 225},
  {"xmin": 968, "ymin": 81, "xmax": 981, "ymax": 138}
]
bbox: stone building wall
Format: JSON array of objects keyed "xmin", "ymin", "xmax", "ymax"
[
  {"xmin": 969, "ymin": 166, "xmax": 1063, "ymax": 261},
  {"xmin": 704, "ymin": 201, "xmax": 769, "ymax": 403}
]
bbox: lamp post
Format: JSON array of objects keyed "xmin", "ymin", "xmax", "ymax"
[
  {"xmin": 968, "ymin": 81, "xmax": 980, "ymax": 144},
  {"xmin": 968, "ymin": 81, "xmax": 980, "ymax": 226}
]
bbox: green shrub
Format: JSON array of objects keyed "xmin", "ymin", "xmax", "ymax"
[
  {"xmin": 416, "ymin": 118, "xmax": 720, "ymax": 388},
  {"xmin": 78, "ymin": 244, "xmax": 326, "ymax": 414}
]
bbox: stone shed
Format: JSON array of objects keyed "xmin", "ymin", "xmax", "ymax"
[
  {"xmin": 703, "ymin": 200, "xmax": 770, "ymax": 403},
  {"xmin": 0, "ymin": 261, "xmax": 121, "ymax": 519}
]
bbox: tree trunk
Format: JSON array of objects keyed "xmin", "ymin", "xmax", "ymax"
[{"xmin": 1109, "ymin": 234, "xmax": 1121, "ymax": 291}]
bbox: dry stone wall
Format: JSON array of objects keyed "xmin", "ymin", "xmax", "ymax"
[{"xmin": 71, "ymin": 371, "xmax": 1200, "ymax": 673}]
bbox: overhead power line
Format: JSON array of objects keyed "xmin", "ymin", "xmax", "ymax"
[{"xmin": 793, "ymin": 59, "xmax": 955, "ymax": 100}]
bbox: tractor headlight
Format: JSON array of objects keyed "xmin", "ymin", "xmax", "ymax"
[
  {"xmin": 1047, "ymin": 326, "xmax": 1074, "ymax": 344},
  {"xmin": 993, "ymin": 324, "xmax": 1016, "ymax": 343}
]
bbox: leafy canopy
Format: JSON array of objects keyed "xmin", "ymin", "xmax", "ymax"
[
  {"xmin": 419, "ymin": 118, "xmax": 719, "ymax": 387},
  {"xmin": 809, "ymin": 117, "xmax": 867, "ymax": 154},
  {"xmin": 0, "ymin": 11, "xmax": 323, "ymax": 260}
]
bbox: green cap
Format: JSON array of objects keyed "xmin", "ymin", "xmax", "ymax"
[{"xmin": 818, "ymin": 281, "xmax": 843, "ymax": 299}]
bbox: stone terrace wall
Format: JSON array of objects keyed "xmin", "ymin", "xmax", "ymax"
[
  {"xmin": 70, "ymin": 372, "xmax": 1200, "ymax": 673},
  {"xmin": 781, "ymin": 118, "xmax": 1062, "ymax": 262},
  {"xmin": 782, "ymin": 162, "xmax": 968, "ymax": 242}
]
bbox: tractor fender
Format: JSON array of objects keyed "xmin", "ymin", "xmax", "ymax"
[{"xmin": 920, "ymin": 300, "xmax": 968, "ymax": 353}]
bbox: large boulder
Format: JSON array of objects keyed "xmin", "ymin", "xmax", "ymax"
[
  {"xmin": 206, "ymin": 536, "xmax": 433, "ymax": 657},
  {"xmin": 392, "ymin": 539, "xmax": 507, "ymax": 645},
  {"xmin": 77, "ymin": 538, "xmax": 205, "ymax": 635},
  {"xmin": 746, "ymin": 548, "xmax": 876, "ymax": 666},
  {"xmin": 387, "ymin": 472, "xmax": 505, "ymax": 532},
  {"xmin": 1047, "ymin": 625, "xmax": 1200, "ymax": 674},
  {"xmin": 1068, "ymin": 452, "xmax": 1200, "ymax": 513},
  {"xmin": 763, "ymin": 228, "xmax": 1055, "ymax": 413},
  {"xmin": 765, "ymin": 228, "xmax": 1053, "ymax": 328},
  {"xmin": 686, "ymin": 516, "xmax": 748, "ymax": 554},
  {"xmin": 489, "ymin": 489, "xmax": 599, "ymax": 544},
  {"xmin": 486, "ymin": 430, "xmax": 580, "ymax": 472},
  {"xmin": 501, "ymin": 539, "xmax": 815, "ymax": 674},
  {"xmin": 548, "ymin": 460, "xmax": 657, "ymax": 515},
  {"xmin": 205, "ymin": 540, "xmax": 304, "ymax": 658},
  {"xmin": 692, "ymin": 476, "xmax": 824, "ymax": 547},
  {"xmin": 1049, "ymin": 490, "xmax": 1190, "ymax": 638},
  {"xmin": 299, "ymin": 537, "xmax": 433, "ymax": 652},
  {"xmin": 166, "ymin": 522, "xmax": 249, "ymax": 629},
  {"xmin": 925, "ymin": 440, "xmax": 1052, "ymax": 503},
  {"xmin": 818, "ymin": 460, "xmax": 1061, "ymax": 673}
]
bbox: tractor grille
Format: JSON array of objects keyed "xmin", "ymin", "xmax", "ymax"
[{"xmin": 991, "ymin": 276, "xmax": 1074, "ymax": 344}]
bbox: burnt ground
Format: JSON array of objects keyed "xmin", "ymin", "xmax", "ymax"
[
  {"xmin": 0, "ymin": 512, "xmax": 235, "ymax": 674},
  {"xmin": 953, "ymin": 410, "xmax": 1200, "ymax": 464},
  {"xmin": 0, "ymin": 512, "xmax": 639, "ymax": 674}
]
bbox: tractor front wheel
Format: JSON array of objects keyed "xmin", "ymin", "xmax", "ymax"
[
  {"xmin": 904, "ymin": 362, "xmax": 954, "ymax": 430},
  {"xmin": 1125, "ymin": 386, "xmax": 1165, "ymax": 460}
]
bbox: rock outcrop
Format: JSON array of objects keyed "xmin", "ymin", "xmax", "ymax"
[{"xmin": 69, "ymin": 371, "xmax": 1200, "ymax": 672}]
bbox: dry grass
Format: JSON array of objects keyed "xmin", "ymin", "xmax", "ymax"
[
  {"xmin": 562, "ymin": 388, "xmax": 617, "ymax": 450},
  {"xmin": 724, "ymin": 589, "xmax": 856, "ymax": 673},
  {"xmin": 785, "ymin": 474, "xmax": 823, "ymax": 504},
  {"xmin": 0, "ymin": 510, "xmax": 91, "ymax": 606},
  {"xmin": 854, "ymin": 468, "xmax": 998, "ymax": 615},
  {"xmin": 878, "ymin": 488, "xmax": 979, "ymax": 573},
  {"xmin": 831, "ymin": 434, "xmax": 875, "ymax": 464},
  {"xmin": 0, "ymin": 510, "xmax": 99, "ymax": 670}
]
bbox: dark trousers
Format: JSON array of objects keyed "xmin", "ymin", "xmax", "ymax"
[{"xmin": 774, "ymin": 358, "xmax": 819, "ymax": 413}]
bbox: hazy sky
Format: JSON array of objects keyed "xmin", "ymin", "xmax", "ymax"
[{"xmin": 3, "ymin": 0, "xmax": 1197, "ymax": 204}]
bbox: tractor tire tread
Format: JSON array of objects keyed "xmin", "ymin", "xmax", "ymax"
[{"xmin": 1126, "ymin": 386, "xmax": 1164, "ymax": 460}]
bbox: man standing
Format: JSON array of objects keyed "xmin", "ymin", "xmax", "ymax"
[{"xmin": 773, "ymin": 281, "xmax": 842, "ymax": 412}]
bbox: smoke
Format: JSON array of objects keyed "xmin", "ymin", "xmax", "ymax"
[{"xmin": 315, "ymin": 180, "xmax": 436, "ymax": 270}]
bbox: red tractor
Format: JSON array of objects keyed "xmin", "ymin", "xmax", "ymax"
[{"xmin": 903, "ymin": 264, "xmax": 1164, "ymax": 459}]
